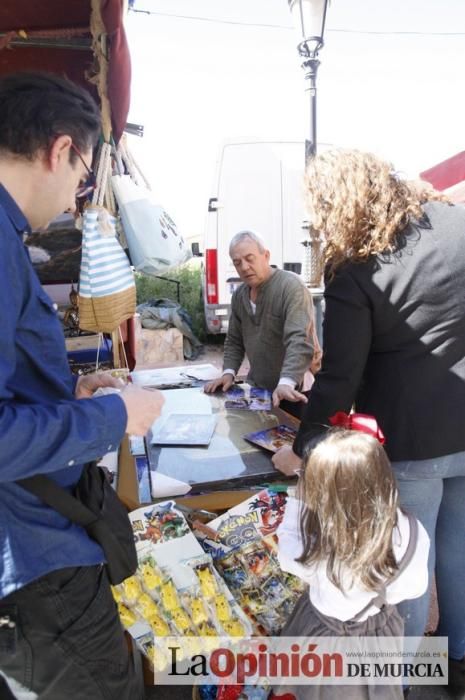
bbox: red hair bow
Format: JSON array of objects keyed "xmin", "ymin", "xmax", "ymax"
[{"xmin": 329, "ymin": 412, "xmax": 385, "ymax": 445}]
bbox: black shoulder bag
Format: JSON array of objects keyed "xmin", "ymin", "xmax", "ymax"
[{"xmin": 17, "ymin": 462, "xmax": 138, "ymax": 585}]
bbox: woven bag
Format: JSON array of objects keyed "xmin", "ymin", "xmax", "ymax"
[{"xmin": 78, "ymin": 205, "xmax": 136, "ymax": 333}]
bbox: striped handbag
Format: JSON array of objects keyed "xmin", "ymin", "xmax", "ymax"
[{"xmin": 78, "ymin": 205, "xmax": 136, "ymax": 333}]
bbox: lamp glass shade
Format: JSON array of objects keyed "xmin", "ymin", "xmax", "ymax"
[{"xmin": 288, "ymin": 0, "xmax": 328, "ymax": 42}]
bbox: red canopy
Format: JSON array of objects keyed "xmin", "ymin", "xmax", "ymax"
[
  {"xmin": 420, "ymin": 151, "xmax": 465, "ymax": 203},
  {"xmin": 0, "ymin": 0, "xmax": 131, "ymax": 143}
]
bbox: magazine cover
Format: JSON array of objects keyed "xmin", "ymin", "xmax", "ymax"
[
  {"xmin": 129, "ymin": 500, "xmax": 192, "ymax": 548},
  {"xmin": 195, "ymin": 488, "xmax": 289, "ymax": 560},
  {"xmin": 150, "ymin": 413, "xmax": 217, "ymax": 446},
  {"xmin": 243, "ymin": 424, "xmax": 297, "ymax": 453},
  {"xmin": 224, "ymin": 385, "xmax": 272, "ymax": 411},
  {"xmin": 193, "ymin": 488, "xmax": 306, "ymax": 635}
]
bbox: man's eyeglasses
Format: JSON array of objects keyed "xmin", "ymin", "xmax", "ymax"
[{"xmin": 70, "ymin": 143, "xmax": 96, "ymax": 199}]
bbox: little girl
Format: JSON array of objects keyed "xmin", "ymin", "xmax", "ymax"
[{"xmin": 275, "ymin": 428, "xmax": 430, "ymax": 700}]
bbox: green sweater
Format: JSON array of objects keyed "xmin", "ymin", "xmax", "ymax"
[{"xmin": 223, "ymin": 269, "xmax": 316, "ymax": 391}]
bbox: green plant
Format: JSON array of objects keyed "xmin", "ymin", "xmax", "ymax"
[{"xmin": 135, "ymin": 263, "xmax": 206, "ymax": 341}]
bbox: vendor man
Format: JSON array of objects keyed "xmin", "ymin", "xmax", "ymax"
[
  {"xmin": 205, "ymin": 230, "xmax": 321, "ymax": 414},
  {"xmin": 0, "ymin": 72, "xmax": 164, "ymax": 700}
]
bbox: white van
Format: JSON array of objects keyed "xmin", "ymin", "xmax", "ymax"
[{"xmin": 202, "ymin": 138, "xmax": 315, "ymax": 334}]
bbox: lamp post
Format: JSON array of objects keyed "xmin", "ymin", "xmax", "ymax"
[
  {"xmin": 288, "ymin": 0, "xmax": 328, "ymax": 161},
  {"xmin": 289, "ymin": 0, "xmax": 328, "ymax": 332}
]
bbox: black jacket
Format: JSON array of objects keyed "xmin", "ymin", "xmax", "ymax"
[{"xmin": 294, "ymin": 201, "xmax": 465, "ymax": 461}]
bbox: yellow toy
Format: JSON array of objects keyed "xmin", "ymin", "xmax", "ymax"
[
  {"xmin": 117, "ymin": 602, "xmax": 137, "ymax": 628},
  {"xmin": 214, "ymin": 594, "xmax": 232, "ymax": 622},
  {"xmin": 197, "ymin": 621, "xmax": 217, "ymax": 637},
  {"xmin": 121, "ymin": 575, "xmax": 142, "ymax": 605},
  {"xmin": 171, "ymin": 607, "xmax": 193, "ymax": 634},
  {"xmin": 222, "ymin": 618, "xmax": 246, "ymax": 637},
  {"xmin": 160, "ymin": 579, "xmax": 179, "ymax": 611},
  {"xmin": 196, "ymin": 565, "xmax": 217, "ymax": 599},
  {"xmin": 148, "ymin": 614, "xmax": 170, "ymax": 636},
  {"xmin": 140, "ymin": 560, "xmax": 162, "ymax": 590},
  {"xmin": 189, "ymin": 598, "xmax": 208, "ymax": 626},
  {"xmin": 136, "ymin": 593, "xmax": 160, "ymax": 619}
]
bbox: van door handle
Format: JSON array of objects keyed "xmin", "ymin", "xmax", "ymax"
[{"xmin": 208, "ymin": 198, "xmax": 223, "ymax": 212}]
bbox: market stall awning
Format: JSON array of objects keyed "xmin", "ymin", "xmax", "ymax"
[
  {"xmin": 420, "ymin": 150, "xmax": 465, "ymax": 204},
  {"xmin": 0, "ymin": 0, "xmax": 131, "ymax": 143}
]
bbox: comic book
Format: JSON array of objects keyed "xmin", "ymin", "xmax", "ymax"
[
  {"xmin": 224, "ymin": 385, "xmax": 272, "ymax": 411},
  {"xmin": 243, "ymin": 424, "xmax": 297, "ymax": 453}
]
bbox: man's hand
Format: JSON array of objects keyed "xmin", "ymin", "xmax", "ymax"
[
  {"xmin": 272, "ymin": 383, "xmax": 309, "ymax": 408},
  {"xmin": 204, "ymin": 374, "xmax": 235, "ymax": 394},
  {"xmin": 75, "ymin": 372, "xmax": 125, "ymax": 399},
  {"xmin": 120, "ymin": 385, "xmax": 165, "ymax": 436},
  {"xmin": 272, "ymin": 444, "xmax": 303, "ymax": 476}
]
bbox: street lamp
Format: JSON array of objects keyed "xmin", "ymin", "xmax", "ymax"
[
  {"xmin": 288, "ymin": 0, "xmax": 328, "ymax": 161},
  {"xmin": 288, "ymin": 0, "xmax": 328, "ymax": 324}
]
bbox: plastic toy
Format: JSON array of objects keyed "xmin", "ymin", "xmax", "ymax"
[
  {"xmin": 121, "ymin": 575, "xmax": 142, "ymax": 605},
  {"xmin": 136, "ymin": 593, "xmax": 160, "ymax": 619},
  {"xmin": 117, "ymin": 602, "xmax": 137, "ymax": 628},
  {"xmin": 196, "ymin": 564, "xmax": 217, "ymax": 599},
  {"xmin": 140, "ymin": 560, "xmax": 163, "ymax": 590},
  {"xmin": 171, "ymin": 607, "xmax": 193, "ymax": 634},
  {"xmin": 214, "ymin": 594, "xmax": 232, "ymax": 622},
  {"xmin": 160, "ymin": 579, "xmax": 179, "ymax": 611},
  {"xmin": 221, "ymin": 618, "xmax": 246, "ymax": 637},
  {"xmin": 197, "ymin": 621, "xmax": 217, "ymax": 637},
  {"xmin": 189, "ymin": 598, "xmax": 209, "ymax": 626},
  {"xmin": 148, "ymin": 614, "xmax": 170, "ymax": 636}
]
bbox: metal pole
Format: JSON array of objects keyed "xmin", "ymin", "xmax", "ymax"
[
  {"xmin": 300, "ymin": 54, "xmax": 324, "ymax": 320},
  {"xmin": 302, "ymin": 56, "xmax": 320, "ymax": 162}
]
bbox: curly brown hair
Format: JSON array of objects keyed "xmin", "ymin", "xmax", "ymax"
[{"xmin": 304, "ymin": 149, "xmax": 447, "ymax": 277}]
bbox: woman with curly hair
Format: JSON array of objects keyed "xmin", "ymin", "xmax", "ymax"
[{"xmin": 272, "ymin": 149, "xmax": 465, "ymax": 689}]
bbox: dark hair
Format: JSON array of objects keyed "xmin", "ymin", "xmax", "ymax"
[{"xmin": 0, "ymin": 72, "xmax": 101, "ymax": 162}]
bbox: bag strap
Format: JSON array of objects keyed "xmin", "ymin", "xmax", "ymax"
[
  {"xmin": 351, "ymin": 511, "xmax": 418, "ymax": 621},
  {"xmin": 387, "ymin": 511, "xmax": 418, "ymax": 582},
  {"xmin": 17, "ymin": 469, "xmax": 100, "ymax": 530}
]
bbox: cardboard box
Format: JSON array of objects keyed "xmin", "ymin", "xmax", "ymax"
[
  {"xmin": 135, "ymin": 328, "xmax": 183, "ymax": 367},
  {"xmin": 65, "ymin": 334, "xmax": 101, "ymax": 352}
]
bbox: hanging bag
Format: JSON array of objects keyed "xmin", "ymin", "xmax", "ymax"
[
  {"xmin": 17, "ymin": 462, "xmax": 137, "ymax": 585},
  {"xmin": 78, "ymin": 205, "xmax": 136, "ymax": 332},
  {"xmin": 78, "ymin": 141, "xmax": 136, "ymax": 333},
  {"xmin": 111, "ymin": 139, "xmax": 191, "ymax": 275}
]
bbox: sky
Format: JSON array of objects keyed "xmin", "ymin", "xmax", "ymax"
[{"xmin": 125, "ymin": 0, "xmax": 465, "ymax": 239}]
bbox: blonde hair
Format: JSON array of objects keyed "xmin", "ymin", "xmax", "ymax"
[
  {"xmin": 304, "ymin": 149, "xmax": 448, "ymax": 277},
  {"xmin": 297, "ymin": 429, "xmax": 399, "ymax": 592}
]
